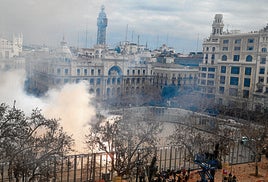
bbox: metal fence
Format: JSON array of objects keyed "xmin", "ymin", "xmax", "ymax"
[{"xmin": 0, "ymin": 142, "xmax": 254, "ymax": 182}]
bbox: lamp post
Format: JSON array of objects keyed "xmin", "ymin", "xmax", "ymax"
[{"xmin": 136, "ymin": 149, "xmax": 141, "ymax": 182}]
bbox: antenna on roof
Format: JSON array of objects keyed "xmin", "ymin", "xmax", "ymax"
[
  {"xmin": 125, "ymin": 24, "xmax": 128, "ymax": 42},
  {"xmin": 196, "ymin": 33, "xmax": 199, "ymax": 52}
]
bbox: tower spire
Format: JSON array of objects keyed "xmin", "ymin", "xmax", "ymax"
[
  {"xmin": 212, "ymin": 14, "xmax": 224, "ymax": 35},
  {"xmin": 97, "ymin": 5, "xmax": 108, "ymax": 45}
]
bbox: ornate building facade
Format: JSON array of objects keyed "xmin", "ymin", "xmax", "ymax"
[{"xmin": 26, "ymin": 6, "xmax": 200, "ymax": 107}]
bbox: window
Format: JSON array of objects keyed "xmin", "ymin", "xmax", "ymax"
[
  {"xmin": 90, "ymin": 78, "xmax": 94, "ymax": 85},
  {"xmin": 260, "ymin": 57, "xmax": 266, "ymax": 64},
  {"xmin": 107, "ymin": 88, "xmax": 110, "ymax": 97},
  {"xmin": 248, "ymin": 38, "xmax": 254, "ymax": 43},
  {"xmin": 64, "ymin": 69, "xmax": 68, "ymax": 75},
  {"xmin": 98, "ymin": 69, "xmax": 101, "ymax": 76},
  {"xmin": 89, "ymin": 89, "xmax": 94, "ymax": 94},
  {"xmin": 126, "ymin": 78, "xmax": 130, "ymax": 84},
  {"xmin": 84, "ymin": 69, "xmax": 88, "ymax": 76},
  {"xmin": 221, "ymin": 55, "xmax": 227, "ymax": 61},
  {"xmin": 247, "ymin": 46, "xmax": 254, "ymax": 51},
  {"xmin": 91, "ymin": 69, "xmax": 94, "ymax": 75},
  {"xmin": 212, "ymin": 47, "xmax": 215, "ymax": 52},
  {"xmin": 206, "ymin": 47, "xmax": 209, "ymax": 51},
  {"xmin": 261, "ymin": 47, "xmax": 267, "ymax": 52},
  {"xmin": 220, "ymin": 76, "xmax": 225, "ymax": 84},
  {"xmin": 143, "ymin": 70, "xmax": 146, "ymax": 75},
  {"xmin": 223, "ymin": 39, "xmax": 229, "ymax": 44},
  {"xmin": 127, "ymin": 70, "xmax": 130, "ymax": 75},
  {"xmin": 132, "ymin": 70, "xmax": 135, "ymax": 75},
  {"xmin": 77, "ymin": 69, "xmax": 80, "ymax": 76},
  {"xmin": 245, "ymin": 67, "xmax": 252, "ymax": 75},
  {"xmin": 222, "ymin": 47, "xmax": 228, "ymax": 51},
  {"xmin": 142, "ymin": 78, "xmax": 145, "ymax": 84},
  {"xmin": 221, "ymin": 66, "xmax": 226, "ymax": 73},
  {"xmin": 243, "ymin": 90, "xmax": 249, "ymax": 98},
  {"xmin": 234, "ymin": 47, "xmax": 240, "ymax": 51},
  {"xmin": 211, "ymin": 54, "xmax": 215, "ymax": 60},
  {"xmin": 208, "ymin": 88, "xmax": 213, "ymax": 94},
  {"xmin": 96, "ymin": 88, "xmax": 100, "ymax": 96},
  {"xmin": 201, "ymin": 73, "xmax": 206, "ymax": 78},
  {"xmin": 229, "ymin": 88, "xmax": 238, "ymax": 96},
  {"xmin": 138, "ymin": 70, "xmax": 140, "ymax": 75},
  {"xmin": 207, "ymin": 80, "xmax": 214, "ymax": 85},
  {"xmin": 107, "ymin": 78, "xmax": 111, "ymax": 85},
  {"xmin": 208, "ymin": 67, "xmax": 215, "ymax": 72},
  {"xmin": 246, "ymin": 55, "xmax": 253, "ymax": 62},
  {"xmin": 231, "ymin": 66, "xmax": 240, "ymax": 74},
  {"xmin": 57, "ymin": 68, "xmax": 61, "ymax": 75},
  {"xmin": 233, "ymin": 55, "xmax": 240, "ymax": 61},
  {"xmin": 244, "ymin": 78, "xmax": 251, "ymax": 87},
  {"xmin": 201, "ymin": 80, "xmax": 206, "ymax": 85},
  {"xmin": 112, "ymin": 78, "xmax": 116, "ymax": 84},
  {"xmin": 230, "ymin": 77, "xmax": 239, "ymax": 85},
  {"xmin": 64, "ymin": 79, "xmax": 69, "ymax": 83},
  {"xmin": 208, "ymin": 73, "xmax": 214, "ymax": 78},
  {"xmin": 235, "ymin": 39, "xmax": 241, "ymax": 44},
  {"xmin": 259, "ymin": 67, "xmax": 265, "ymax": 74},
  {"xmin": 201, "ymin": 67, "xmax": 207, "ymax": 71},
  {"xmin": 97, "ymin": 78, "xmax": 101, "ymax": 85},
  {"xmin": 219, "ymin": 86, "xmax": 225, "ymax": 94}
]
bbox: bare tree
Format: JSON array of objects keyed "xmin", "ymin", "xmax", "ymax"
[
  {"xmin": 218, "ymin": 105, "xmax": 268, "ymax": 176},
  {"xmin": 168, "ymin": 114, "xmax": 237, "ymax": 169},
  {"xmin": 240, "ymin": 121, "xmax": 268, "ymax": 176},
  {"xmin": 85, "ymin": 111, "xmax": 162, "ymax": 178},
  {"xmin": 0, "ymin": 103, "xmax": 73, "ymax": 182}
]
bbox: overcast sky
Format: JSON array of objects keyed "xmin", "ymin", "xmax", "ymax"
[{"xmin": 1, "ymin": 0, "xmax": 268, "ymax": 53}]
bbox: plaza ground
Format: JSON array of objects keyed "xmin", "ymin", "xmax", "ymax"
[{"xmin": 188, "ymin": 155, "xmax": 268, "ymax": 182}]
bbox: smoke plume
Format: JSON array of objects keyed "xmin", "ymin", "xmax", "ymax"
[{"xmin": 0, "ymin": 69, "xmax": 96, "ymax": 153}]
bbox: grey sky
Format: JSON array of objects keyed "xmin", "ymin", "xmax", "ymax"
[{"xmin": 1, "ymin": 0, "xmax": 268, "ymax": 52}]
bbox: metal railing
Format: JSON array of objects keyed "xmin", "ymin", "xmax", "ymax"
[{"xmin": 0, "ymin": 142, "xmax": 254, "ymax": 182}]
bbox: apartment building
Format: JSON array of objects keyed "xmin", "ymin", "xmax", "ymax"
[{"xmin": 199, "ymin": 14, "xmax": 268, "ymax": 111}]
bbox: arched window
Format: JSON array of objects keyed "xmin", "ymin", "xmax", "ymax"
[
  {"xmin": 212, "ymin": 47, "xmax": 215, "ymax": 52},
  {"xmin": 221, "ymin": 55, "xmax": 227, "ymax": 61},
  {"xmin": 246, "ymin": 55, "xmax": 253, "ymax": 62},
  {"xmin": 261, "ymin": 47, "xmax": 267, "ymax": 52}
]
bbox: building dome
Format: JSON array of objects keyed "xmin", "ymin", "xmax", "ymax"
[{"xmin": 56, "ymin": 36, "xmax": 72, "ymax": 58}]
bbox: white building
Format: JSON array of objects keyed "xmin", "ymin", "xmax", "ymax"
[
  {"xmin": 0, "ymin": 33, "xmax": 23, "ymax": 59},
  {"xmin": 199, "ymin": 14, "xmax": 268, "ymax": 112},
  {"xmin": 0, "ymin": 33, "xmax": 25, "ymax": 70}
]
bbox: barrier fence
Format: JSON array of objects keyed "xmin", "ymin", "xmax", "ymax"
[{"xmin": 0, "ymin": 142, "xmax": 254, "ymax": 182}]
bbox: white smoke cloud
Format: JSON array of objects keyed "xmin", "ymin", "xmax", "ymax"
[
  {"xmin": 0, "ymin": 69, "xmax": 96, "ymax": 153},
  {"xmin": 43, "ymin": 82, "xmax": 96, "ymax": 153}
]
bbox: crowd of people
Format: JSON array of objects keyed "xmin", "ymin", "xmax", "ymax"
[
  {"xmin": 153, "ymin": 168, "xmax": 191, "ymax": 182},
  {"xmin": 222, "ymin": 173, "xmax": 237, "ymax": 182}
]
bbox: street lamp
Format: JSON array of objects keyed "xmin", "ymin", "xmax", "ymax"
[{"xmin": 136, "ymin": 149, "xmax": 142, "ymax": 182}]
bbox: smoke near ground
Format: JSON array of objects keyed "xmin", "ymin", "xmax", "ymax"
[{"xmin": 0, "ymin": 69, "xmax": 96, "ymax": 153}]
